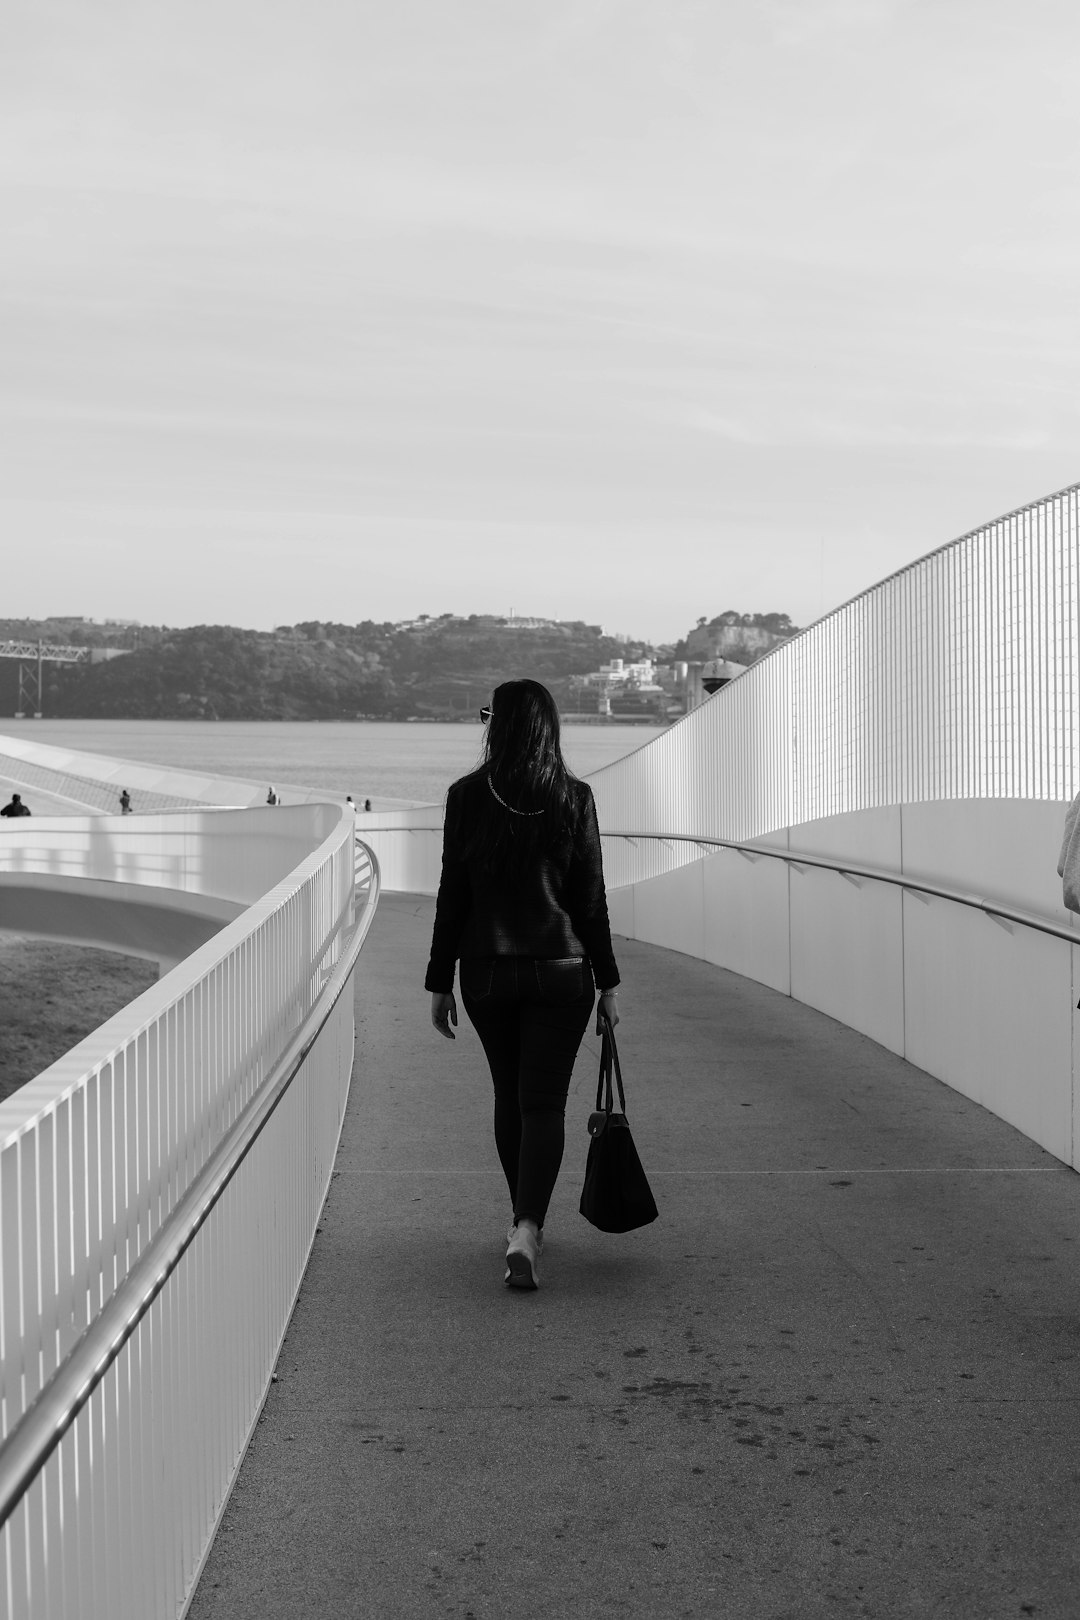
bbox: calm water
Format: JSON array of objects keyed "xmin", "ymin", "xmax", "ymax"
[{"xmin": 15, "ymin": 719, "xmax": 667, "ymax": 806}]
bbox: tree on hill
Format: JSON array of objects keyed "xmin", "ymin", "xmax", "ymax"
[
  {"xmin": 47, "ymin": 625, "xmax": 402, "ymax": 720},
  {"xmin": 672, "ymin": 611, "xmax": 801, "ymax": 665}
]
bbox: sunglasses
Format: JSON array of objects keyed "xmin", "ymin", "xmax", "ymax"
[{"xmin": 479, "ymin": 706, "xmax": 492, "ymax": 723}]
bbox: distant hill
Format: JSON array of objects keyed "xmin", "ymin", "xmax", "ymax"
[
  {"xmin": 13, "ymin": 615, "xmax": 671, "ymax": 721},
  {"xmin": 1, "ymin": 610, "xmax": 801, "ymax": 720}
]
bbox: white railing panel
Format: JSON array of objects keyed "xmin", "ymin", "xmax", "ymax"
[
  {"xmin": 604, "ymin": 797, "xmax": 1080, "ymax": 1167},
  {"xmin": 0, "ymin": 807, "xmax": 342, "ymax": 911},
  {"xmin": 0, "ymin": 812, "xmax": 376, "ymax": 1618},
  {"xmin": 588, "ymin": 483, "xmax": 1080, "ymax": 859},
  {"xmin": 902, "ymin": 885, "xmax": 1074, "ymax": 1153}
]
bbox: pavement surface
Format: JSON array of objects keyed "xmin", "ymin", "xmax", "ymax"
[
  {"xmin": 0, "ymin": 772, "xmax": 87, "ymax": 815},
  {"xmin": 189, "ymin": 893, "xmax": 1080, "ymax": 1620}
]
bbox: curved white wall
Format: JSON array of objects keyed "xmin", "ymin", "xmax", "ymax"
[
  {"xmin": 356, "ymin": 804, "xmax": 444, "ymax": 896},
  {"xmin": 0, "ymin": 805, "xmax": 345, "ymax": 970},
  {"xmin": 592, "ymin": 484, "xmax": 1080, "ymax": 1169},
  {"xmin": 606, "ymin": 800, "xmax": 1080, "ymax": 1168},
  {"xmin": 360, "ymin": 485, "xmax": 1080, "ymax": 1169},
  {"xmin": 588, "ymin": 483, "xmax": 1079, "ymax": 845}
]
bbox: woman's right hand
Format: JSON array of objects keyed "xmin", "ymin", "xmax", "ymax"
[
  {"xmin": 431, "ymin": 991, "xmax": 458, "ymax": 1040},
  {"xmin": 596, "ymin": 989, "xmax": 620, "ymax": 1034}
]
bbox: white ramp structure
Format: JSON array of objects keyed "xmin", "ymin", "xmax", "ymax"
[
  {"xmin": 0, "ymin": 802, "xmax": 379, "ymax": 1619},
  {"xmin": 588, "ymin": 483, "xmax": 1080, "ymax": 1169},
  {"xmin": 360, "ymin": 483, "xmax": 1080, "ymax": 1167}
]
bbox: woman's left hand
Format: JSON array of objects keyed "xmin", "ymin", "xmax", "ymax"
[{"xmin": 431, "ymin": 991, "xmax": 458, "ymax": 1039}]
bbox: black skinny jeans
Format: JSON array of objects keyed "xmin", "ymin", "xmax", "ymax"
[{"xmin": 459, "ymin": 955, "xmax": 595, "ymax": 1229}]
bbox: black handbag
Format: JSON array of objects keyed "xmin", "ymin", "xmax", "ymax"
[{"xmin": 579, "ymin": 1013, "xmax": 659, "ymax": 1233}]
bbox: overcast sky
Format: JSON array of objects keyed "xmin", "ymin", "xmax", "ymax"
[{"xmin": 4, "ymin": 1, "xmax": 1080, "ymax": 643}]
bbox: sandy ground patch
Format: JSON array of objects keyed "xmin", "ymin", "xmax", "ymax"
[{"xmin": 0, "ymin": 934, "xmax": 158, "ymax": 1104}]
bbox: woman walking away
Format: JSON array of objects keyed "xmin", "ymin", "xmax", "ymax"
[{"xmin": 426, "ymin": 679, "xmax": 621, "ymax": 1290}]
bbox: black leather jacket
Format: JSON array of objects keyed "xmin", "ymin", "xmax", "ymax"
[{"xmin": 424, "ymin": 774, "xmax": 620, "ymax": 994}]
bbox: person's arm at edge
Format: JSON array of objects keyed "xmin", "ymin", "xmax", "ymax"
[
  {"xmin": 1058, "ymin": 790, "xmax": 1080, "ymax": 877},
  {"xmin": 566, "ymin": 784, "xmax": 621, "ymax": 1031},
  {"xmin": 1058, "ymin": 789, "xmax": 1080, "ymax": 914},
  {"xmin": 426, "ymin": 783, "xmax": 470, "ymax": 1037}
]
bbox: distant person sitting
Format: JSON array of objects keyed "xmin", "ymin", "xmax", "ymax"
[
  {"xmin": 119, "ymin": 789, "xmax": 132, "ymax": 814},
  {"xmin": 0, "ymin": 793, "xmax": 31, "ymax": 818},
  {"xmin": 266, "ymin": 785, "xmax": 279, "ymax": 806}
]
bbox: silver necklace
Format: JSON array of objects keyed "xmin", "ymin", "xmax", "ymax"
[{"xmin": 486, "ymin": 773, "xmax": 545, "ymax": 817}]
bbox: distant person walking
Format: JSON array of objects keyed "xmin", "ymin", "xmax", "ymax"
[
  {"xmin": 363, "ymin": 798, "xmax": 372, "ymax": 813},
  {"xmin": 119, "ymin": 789, "xmax": 132, "ymax": 814},
  {"xmin": 0, "ymin": 793, "xmax": 31, "ymax": 818},
  {"xmin": 426, "ymin": 678, "xmax": 620, "ymax": 1290},
  {"xmin": 266, "ymin": 785, "xmax": 279, "ymax": 806}
]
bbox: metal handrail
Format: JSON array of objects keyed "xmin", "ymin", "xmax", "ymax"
[
  {"xmin": 602, "ymin": 832, "xmax": 1080, "ymax": 946},
  {"xmin": 0, "ymin": 843, "xmax": 381, "ymax": 1531},
  {"xmin": 349, "ymin": 821, "xmax": 1078, "ymax": 944},
  {"xmin": 358, "ymin": 823, "xmax": 443, "ymax": 831}
]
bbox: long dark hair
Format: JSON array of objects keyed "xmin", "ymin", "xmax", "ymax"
[{"xmin": 456, "ymin": 679, "xmax": 581, "ymax": 880}]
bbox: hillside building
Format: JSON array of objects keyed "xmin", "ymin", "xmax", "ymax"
[{"xmin": 570, "ymin": 656, "xmax": 685, "ymax": 718}]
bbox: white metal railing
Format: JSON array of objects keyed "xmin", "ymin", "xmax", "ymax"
[
  {"xmin": 602, "ymin": 832, "xmax": 1080, "ymax": 945},
  {"xmin": 338, "ymin": 488, "xmax": 1080, "ymax": 902},
  {"xmin": 0, "ymin": 810, "xmax": 379, "ymax": 1620},
  {"xmin": 573, "ymin": 486, "xmax": 1080, "ymax": 1174},
  {"xmin": 587, "ymin": 483, "xmax": 1080, "ymax": 858}
]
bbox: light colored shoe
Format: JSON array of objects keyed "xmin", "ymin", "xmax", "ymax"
[
  {"xmin": 506, "ymin": 1223, "xmax": 544, "ymax": 1253},
  {"xmin": 505, "ymin": 1223, "xmax": 542, "ymax": 1289}
]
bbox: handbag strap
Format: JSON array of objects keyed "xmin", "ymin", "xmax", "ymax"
[
  {"xmin": 594, "ymin": 1029, "xmax": 612, "ymax": 1113},
  {"xmin": 595, "ymin": 1012, "xmax": 628, "ymax": 1115}
]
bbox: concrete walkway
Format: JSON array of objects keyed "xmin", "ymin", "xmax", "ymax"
[
  {"xmin": 0, "ymin": 772, "xmax": 81, "ymax": 815},
  {"xmin": 189, "ymin": 894, "xmax": 1080, "ymax": 1620}
]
